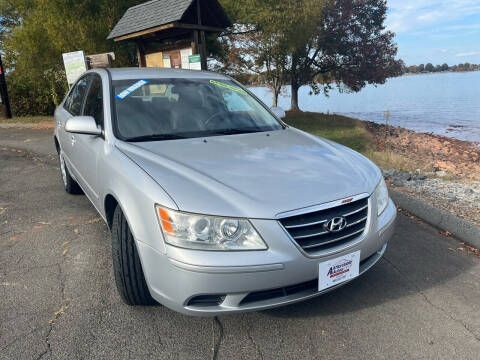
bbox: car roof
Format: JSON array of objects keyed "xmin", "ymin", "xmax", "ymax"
[{"xmin": 102, "ymin": 67, "xmax": 230, "ymax": 81}]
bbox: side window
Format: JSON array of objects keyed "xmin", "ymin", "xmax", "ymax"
[
  {"xmin": 83, "ymin": 75, "xmax": 104, "ymax": 128},
  {"xmin": 68, "ymin": 77, "xmax": 90, "ymax": 116},
  {"xmin": 63, "ymin": 90, "xmax": 75, "ymax": 111}
]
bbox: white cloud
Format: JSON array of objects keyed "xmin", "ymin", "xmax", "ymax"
[
  {"xmin": 456, "ymin": 51, "xmax": 480, "ymax": 57},
  {"xmin": 386, "ymin": 0, "xmax": 480, "ymax": 33}
]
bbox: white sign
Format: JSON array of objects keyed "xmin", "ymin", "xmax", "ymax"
[
  {"xmin": 180, "ymin": 48, "xmax": 192, "ymax": 69},
  {"xmin": 188, "ymin": 54, "xmax": 202, "ymax": 70},
  {"xmin": 318, "ymin": 250, "xmax": 360, "ymax": 291},
  {"xmin": 62, "ymin": 51, "xmax": 87, "ymax": 85},
  {"xmin": 163, "ymin": 54, "xmax": 171, "ymax": 68}
]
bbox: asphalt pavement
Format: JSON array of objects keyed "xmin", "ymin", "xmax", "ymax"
[{"xmin": 1, "ymin": 128, "xmax": 479, "ymax": 359}]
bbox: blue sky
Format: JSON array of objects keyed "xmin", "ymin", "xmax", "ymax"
[{"xmin": 386, "ymin": 0, "xmax": 480, "ymax": 65}]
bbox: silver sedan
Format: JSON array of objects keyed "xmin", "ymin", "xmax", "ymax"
[{"xmin": 53, "ymin": 68, "xmax": 396, "ymax": 316}]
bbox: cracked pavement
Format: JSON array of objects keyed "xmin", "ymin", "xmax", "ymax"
[{"xmin": 1, "ymin": 128, "xmax": 479, "ymax": 359}]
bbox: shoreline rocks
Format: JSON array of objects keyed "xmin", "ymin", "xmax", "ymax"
[
  {"xmin": 366, "ymin": 121, "xmax": 480, "ymax": 180},
  {"xmin": 368, "ymin": 121, "xmax": 479, "ymax": 227}
]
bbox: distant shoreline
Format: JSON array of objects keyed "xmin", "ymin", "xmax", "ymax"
[
  {"xmin": 247, "ymin": 68, "xmax": 479, "ymax": 87},
  {"xmin": 401, "ymin": 69, "xmax": 480, "ymax": 76}
]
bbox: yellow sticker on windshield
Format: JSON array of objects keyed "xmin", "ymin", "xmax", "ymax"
[{"xmin": 210, "ymin": 80, "xmax": 247, "ymax": 95}]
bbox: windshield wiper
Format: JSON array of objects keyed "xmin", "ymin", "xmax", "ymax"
[
  {"xmin": 124, "ymin": 134, "xmax": 185, "ymax": 142},
  {"xmin": 210, "ymin": 128, "xmax": 263, "ymax": 136}
]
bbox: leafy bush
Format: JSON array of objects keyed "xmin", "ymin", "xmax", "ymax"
[{"xmin": 6, "ymin": 67, "xmax": 68, "ymax": 116}]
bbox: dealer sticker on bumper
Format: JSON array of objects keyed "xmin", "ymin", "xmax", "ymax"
[{"xmin": 318, "ymin": 251, "xmax": 361, "ymax": 291}]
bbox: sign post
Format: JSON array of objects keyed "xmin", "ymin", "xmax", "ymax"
[
  {"xmin": 62, "ymin": 51, "xmax": 87, "ymax": 86},
  {"xmin": 0, "ymin": 54, "xmax": 12, "ymax": 119}
]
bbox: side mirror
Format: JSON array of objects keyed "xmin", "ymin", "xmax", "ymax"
[
  {"xmin": 271, "ymin": 106, "xmax": 286, "ymax": 119},
  {"xmin": 65, "ymin": 116, "xmax": 102, "ymax": 136}
]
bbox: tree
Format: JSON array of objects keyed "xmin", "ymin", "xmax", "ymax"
[
  {"xmin": 220, "ymin": 0, "xmax": 327, "ymax": 108},
  {"xmin": 222, "ymin": 26, "xmax": 290, "ymax": 106},
  {"xmin": 417, "ymin": 64, "xmax": 424, "ymax": 72},
  {"xmin": 408, "ymin": 65, "xmax": 417, "ymax": 73},
  {"xmin": 0, "ymin": 0, "xmax": 143, "ymax": 115},
  {"xmin": 441, "ymin": 63, "xmax": 448, "ymax": 71},
  {"xmin": 425, "ymin": 63, "xmax": 434, "ymax": 72},
  {"xmin": 222, "ymin": 0, "xmax": 401, "ymax": 111},
  {"xmin": 286, "ymin": 0, "xmax": 402, "ymax": 110}
]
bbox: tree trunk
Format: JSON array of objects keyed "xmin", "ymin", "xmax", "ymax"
[
  {"xmin": 272, "ymin": 85, "xmax": 280, "ymax": 107},
  {"xmin": 290, "ymin": 54, "xmax": 300, "ymax": 111},
  {"xmin": 290, "ymin": 78, "xmax": 300, "ymax": 111}
]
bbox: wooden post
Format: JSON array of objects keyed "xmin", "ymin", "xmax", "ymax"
[
  {"xmin": 193, "ymin": 30, "xmax": 200, "ymax": 54},
  {"xmin": 200, "ymin": 30, "xmax": 207, "ymax": 70},
  {"xmin": 196, "ymin": 0, "xmax": 207, "ymax": 70},
  {"xmin": 136, "ymin": 42, "xmax": 146, "ymax": 67},
  {"xmin": 0, "ymin": 54, "xmax": 12, "ymax": 119}
]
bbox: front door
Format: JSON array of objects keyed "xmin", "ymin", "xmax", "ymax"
[{"xmin": 71, "ymin": 74, "xmax": 105, "ymax": 206}]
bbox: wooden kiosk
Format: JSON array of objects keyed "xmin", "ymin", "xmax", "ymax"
[{"xmin": 107, "ymin": 0, "xmax": 230, "ymax": 70}]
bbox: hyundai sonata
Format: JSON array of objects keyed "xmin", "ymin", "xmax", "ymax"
[{"xmin": 53, "ymin": 68, "xmax": 396, "ymax": 316}]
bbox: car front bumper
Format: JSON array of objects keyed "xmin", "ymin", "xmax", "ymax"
[{"xmin": 136, "ymin": 198, "xmax": 397, "ymax": 316}]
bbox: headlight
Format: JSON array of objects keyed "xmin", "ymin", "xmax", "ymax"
[
  {"xmin": 155, "ymin": 205, "xmax": 267, "ymax": 251},
  {"xmin": 375, "ymin": 177, "xmax": 389, "ymax": 216}
]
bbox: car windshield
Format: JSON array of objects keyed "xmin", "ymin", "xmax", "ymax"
[{"xmin": 112, "ymin": 78, "xmax": 283, "ymax": 141}]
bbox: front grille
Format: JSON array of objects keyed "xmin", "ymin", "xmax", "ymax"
[{"xmin": 279, "ymin": 197, "xmax": 369, "ymax": 254}]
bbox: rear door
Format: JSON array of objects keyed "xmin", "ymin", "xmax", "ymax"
[{"xmin": 70, "ymin": 74, "xmax": 105, "ymax": 205}]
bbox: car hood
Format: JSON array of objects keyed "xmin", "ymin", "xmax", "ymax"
[{"xmin": 115, "ymin": 128, "xmax": 381, "ymax": 218}]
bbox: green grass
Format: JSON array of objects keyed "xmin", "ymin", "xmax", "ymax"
[
  {"xmin": 0, "ymin": 116, "xmax": 53, "ymax": 124},
  {"xmin": 283, "ymin": 111, "xmax": 373, "ymax": 153}
]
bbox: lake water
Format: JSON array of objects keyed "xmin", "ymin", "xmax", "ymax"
[{"xmin": 249, "ymin": 71, "xmax": 480, "ymax": 143}]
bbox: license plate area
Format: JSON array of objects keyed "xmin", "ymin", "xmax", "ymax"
[{"xmin": 318, "ymin": 251, "xmax": 360, "ymax": 291}]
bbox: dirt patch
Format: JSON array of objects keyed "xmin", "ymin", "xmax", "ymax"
[
  {"xmin": 367, "ymin": 122, "xmax": 480, "ymax": 180},
  {"xmin": 0, "ymin": 121, "xmax": 55, "ymax": 130}
]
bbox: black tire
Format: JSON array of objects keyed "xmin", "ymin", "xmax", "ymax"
[
  {"xmin": 111, "ymin": 205, "xmax": 157, "ymax": 306},
  {"xmin": 58, "ymin": 151, "xmax": 82, "ymax": 194}
]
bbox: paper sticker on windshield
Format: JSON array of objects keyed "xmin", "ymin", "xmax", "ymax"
[
  {"xmin": 210, "ymin": 80, "xmax": 247, "ymax": 95},
  {"xmin": 115, "ymin": 80, "xmax": 149, "ymax": 100}
]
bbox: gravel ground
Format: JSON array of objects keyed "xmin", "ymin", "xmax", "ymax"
[{"xmin": 384, "ymin": 169, "xmax": 480, "ymax": 227}]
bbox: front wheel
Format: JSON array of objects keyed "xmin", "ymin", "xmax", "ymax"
[
  {"xmin": 111, "ymin": 205, "xmax": 157, "ymax": 306},
  {"xmin": 58, "ymin": 151, "xmax": 82, "ymax": 194}
]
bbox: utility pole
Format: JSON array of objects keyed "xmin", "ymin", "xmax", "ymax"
[{"xmin": 0, "ymin": 54, "xmax": 12, "ymax": 119}]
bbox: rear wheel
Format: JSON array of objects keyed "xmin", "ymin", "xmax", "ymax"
[
  {"xmin": 111, "ymin": 205, "xmax": 156, "ymax": 306},
  {"xmin": 58, "ymin": 151, "xmax": 82, "ymax": 194}
]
